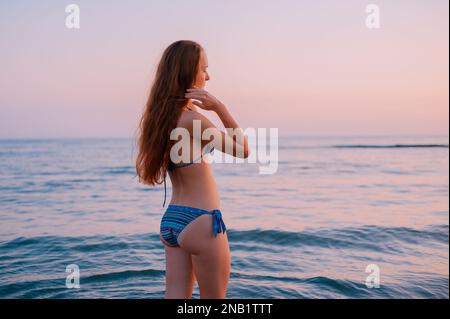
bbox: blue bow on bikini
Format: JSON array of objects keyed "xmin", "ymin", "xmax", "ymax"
[{"xmin": 211, "ymin": 210, "xmax": 227, "ymax": 237}]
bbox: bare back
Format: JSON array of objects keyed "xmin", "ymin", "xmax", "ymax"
[{"xmin": 167, "ymin": 109, "xmax": 220, "ymax": 211}]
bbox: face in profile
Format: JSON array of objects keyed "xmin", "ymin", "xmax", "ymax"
[{"xmin": 193, "ymin": 50, "xmax": 210, "ymax": 89}]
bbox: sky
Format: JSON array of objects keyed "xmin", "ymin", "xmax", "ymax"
[{"xmin": 0, "ymin": 0, "xmax": 448, "ymax": 138}]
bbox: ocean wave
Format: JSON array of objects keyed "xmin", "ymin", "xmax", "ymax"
[
  {"xmin": 2, "ymin": 268, "xmax": 446, "ymax": 298},
  {"xmin": 0, "ymin": 225, "xmax": 447, "ymax": 298},
  {"xmin": 331, "ymin": 144, "xmax": 449, "ymax": 149},
  {"xmin": 98, "ymin": 166, "xmax": 135, "ymax": 175},
  {"xmin": 1, "ymin": 224, "xmax": 447, "ymax": 254},
  {"xmin": 278, "ymin": 143, "xmax": 449, "ymax": 150},
  {"xmin": 83, "ymin": 268, "xmax": 164, "ymax": 283},
  {"xmin": 227, "ymin": 224, "xmax": 449, "ymax": 252}
]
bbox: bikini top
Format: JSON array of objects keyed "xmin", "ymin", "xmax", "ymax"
[
  {"xmin": 163, "ymin": 145, "xmax": 214, "ymax": 207},
  {"xmin": 162, "ymin": 106, "xmax": 215, "ymax": 207}
]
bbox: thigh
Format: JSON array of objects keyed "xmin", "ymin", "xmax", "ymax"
[
  {"xmin": 176, "ymin": 214, "xmax": 230, "ymax": 297},
  {"xmin": 164, "ymin": 244, "xmax": 195, "ymax": 299},
  {"xmin": 191, "ymin": 231, "xmax": 231, "ymax": 298}
]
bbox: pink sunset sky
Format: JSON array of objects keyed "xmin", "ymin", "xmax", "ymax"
[{"xmin": 0, "ymin": 0, "xmax": 448, "ymax": 138}]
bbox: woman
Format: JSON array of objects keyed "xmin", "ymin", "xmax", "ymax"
[{"xmin": 135, "ymin": 40, "xmax": 250, "ymax": 299}]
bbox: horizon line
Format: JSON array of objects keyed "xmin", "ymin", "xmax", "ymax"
[{"xmin": 0, "ymin": 133, "xmax": 449, "ymax": 141}]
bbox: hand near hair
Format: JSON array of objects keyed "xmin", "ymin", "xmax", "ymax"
[{"xmin": 184, "ymin": 88, "xmax": 224, "ymax": 112}]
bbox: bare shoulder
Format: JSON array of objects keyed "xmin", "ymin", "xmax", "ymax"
[{"xmin": 177, "ymin": 110, "xmax": 215, "ymax": 133}]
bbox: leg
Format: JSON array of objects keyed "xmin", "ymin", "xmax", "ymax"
[
  {"xmin": 161, "ymin": 236, "xmax": 196, "ymax": 299},
  {"xmin": 177, "ymin": 214, "xmax": 231, "ymax": 299}
]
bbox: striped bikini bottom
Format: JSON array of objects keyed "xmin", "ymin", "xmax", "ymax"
[{"xmin": 159, "ymin": 204, "xmax": 227, "ymax": 248}]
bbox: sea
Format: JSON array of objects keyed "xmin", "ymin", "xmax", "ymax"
[{"xmin": 0, "ymin": 134, "xmax": 448, "ymax": 298}]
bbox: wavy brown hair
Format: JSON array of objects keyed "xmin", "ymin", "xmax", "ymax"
[{"xmin": 135, "ymin": 40, "xmax": 203, "ymax": 186}]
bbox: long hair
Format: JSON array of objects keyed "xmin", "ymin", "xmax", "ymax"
[{"xmin": 135, "ymin": 40, "xmax": 203, "ymax": 186}]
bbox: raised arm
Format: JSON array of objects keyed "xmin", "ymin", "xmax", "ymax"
[
  {"xmin": 184, "ymin": 88, "xmax": 250, "ymax": 158},
  {"xmin": 182, "ymin": 110, "xmax": 250, "ymax": 159}
]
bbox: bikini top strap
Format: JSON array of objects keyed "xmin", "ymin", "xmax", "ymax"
[{"xmin": 163, "ymin": 170, "xmax": 167, "ymax": 208}]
